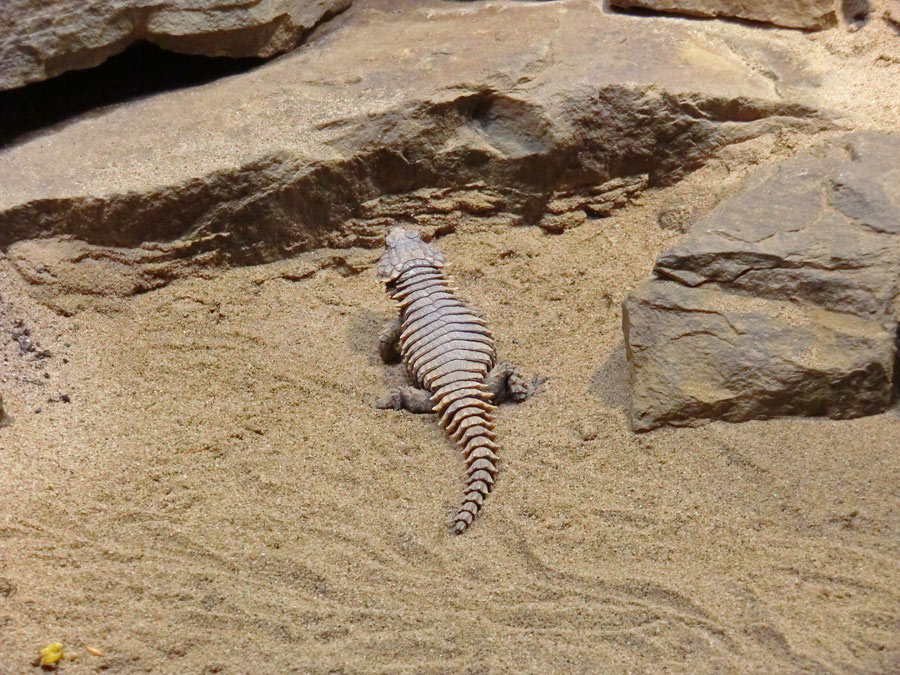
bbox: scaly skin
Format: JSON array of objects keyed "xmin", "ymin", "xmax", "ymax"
[{"xmin": 375, "ymin": 228, "xmax": 541, "ymax": 534}]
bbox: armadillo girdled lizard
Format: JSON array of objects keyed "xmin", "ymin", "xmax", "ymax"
[{"xmin": 375, "ymin": 228, "xmax": 542, "ymax": 534}]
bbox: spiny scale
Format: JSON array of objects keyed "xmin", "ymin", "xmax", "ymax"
[{"xmin": 388, "ymin": 260, "xmax": 499, "ymax": 534}]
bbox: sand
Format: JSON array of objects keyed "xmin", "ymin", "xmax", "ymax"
[{"xmin": 2, "ymin": 6, "xmax": 900, "ymax": 675}]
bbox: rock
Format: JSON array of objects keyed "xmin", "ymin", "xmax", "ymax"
[
  {"xmin": 610, "ymin": 0, "xmax": 838, "ymax": 30},
  {"xmin": 0, "ymin": 393, "xmax": 9, "ymax": 427},
  {"xmin": 0, "ymin": 0, "xmax": 825, "ymax": 307},
  {"xmin": 656, "ymin": 201, "xmax": 695, "ymax": 233},
  {"xmin": 624, "ymin": 132, "xmax": 900, "ymax": 430},
  {"xmin": 655, "ymin": 133, "xmax": 900, "ymax": 317},
  {"xmin": 624, "ymin": 280, "xmax": 896, "ymax": 430},
  {"xmin": 0, "ymin": 0, "xmax": 351, "ymax": 91},
  {"xmin": 541, "ymin": 175, "xmax": 648, "ymax": 233}
]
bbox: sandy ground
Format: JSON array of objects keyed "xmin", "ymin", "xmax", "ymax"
[{"xmin": 2, "ymin": 5, "xmax": 900, "ymax": 675}]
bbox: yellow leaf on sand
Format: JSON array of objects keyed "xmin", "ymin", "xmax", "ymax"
[{"xmin": 39, "ymin": 642, "xmax": 64, "ymax": 666}]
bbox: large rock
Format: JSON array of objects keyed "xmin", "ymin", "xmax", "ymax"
[
  {"xmin": 624, "ymin": 132, "xmax": 900, "ymax": 430},
  {"xmin": 624, "ymin": 281, "xmax": 895, "ymax": 430},
  {"xmin": 0, "ymin": 0, "xmax": 825, "ymax": 308},
  {"xmin": 0, "ymin": 0, "xmax": 351, "ymax": 91},
  {"xmin": 609, "ymin": 0, "xmax": 838, "ymax": 30}
]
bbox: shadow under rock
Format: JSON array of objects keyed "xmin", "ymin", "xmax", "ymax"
[
  {"xmin": 0, "ymin": 42, "xmax": 265, "ymax": 149},
  {"xmin": 589, "ymin": 341, "xmax": 630, "ymax": 411}
]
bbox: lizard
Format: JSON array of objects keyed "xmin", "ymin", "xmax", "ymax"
[{"xmin": 375, "ymin": 227, "xmax": 542, "ymax": 534}]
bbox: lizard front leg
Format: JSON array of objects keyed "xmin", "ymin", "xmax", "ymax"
[
  {"xmin": 376, "ymin": 318, "xmax": 434, "ymax": 413},
  {"xmin": 486, "ymin": 362, "xmax": 545, "ymax": 405}
]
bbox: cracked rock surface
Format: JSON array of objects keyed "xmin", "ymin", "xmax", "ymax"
[
  {"xmin": 625, "ymin": 131, "xmax": 900, "ymax": 430},
  {"xmin": 0, "ymin": 0, "xmax": 351, "ymax": 91}
]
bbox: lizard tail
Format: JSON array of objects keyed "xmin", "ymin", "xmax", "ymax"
[{"xmin": 433, "ymin": 384, "xmax": 499, "ymax": 534}]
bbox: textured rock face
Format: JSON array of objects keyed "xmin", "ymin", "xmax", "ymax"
[
  {"xmin": 624, "ymin": 281, "xmax": 896, "ymax": 430},
  {"xmin": 610, "ymin": 0, "xmax": 838, "ymax": 29},
  {"xmin": 0, "ymin": 0, "xmax": 350, "ymax": 91},
  {"xmin": 624, "ymin": 132, "xmax": 900, "ymax": 430},
  {"xmin": 0, "ymin": 0, "xmax": 826, "ymax": 310},
  {"xmin": 654, "ymin": 133, "xmax": 900, "ymax": 316}
]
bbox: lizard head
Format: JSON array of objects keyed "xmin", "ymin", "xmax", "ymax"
[{"xmin": 376, "ymin": 228, "xmax": 446, "ymax": 284}]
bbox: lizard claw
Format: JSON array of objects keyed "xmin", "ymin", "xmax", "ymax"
[{"xmin": 508, "ymin": 372, "xmax": 546, "ymax": 402}]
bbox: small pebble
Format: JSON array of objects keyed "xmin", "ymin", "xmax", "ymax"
[{"xmin": 574, "ymin": 421, "xmax": 598, "ymax": 442}]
